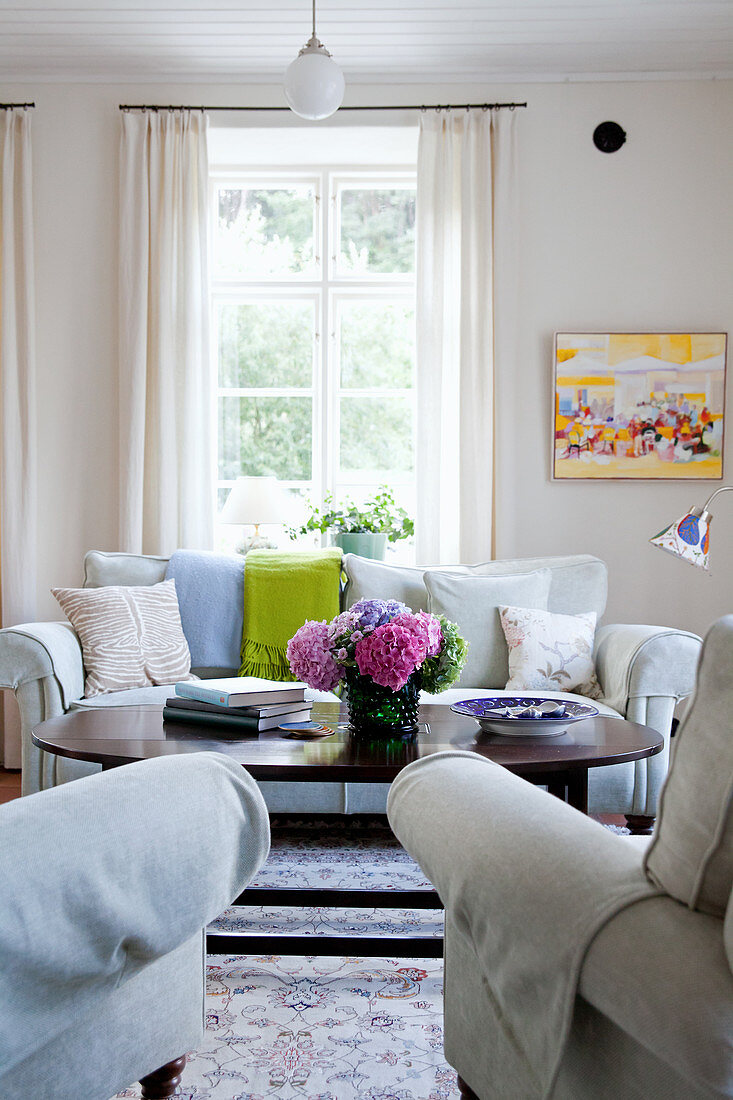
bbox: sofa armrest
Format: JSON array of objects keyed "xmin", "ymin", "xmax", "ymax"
[
  {"xmin": 0, "ymin": 623, "xmax": 85, "ymax": 794},
  {"xmin": 595, "ymin": 623, "xmax": 702, "ymax": 718},
  {"xmin": 387, "ymin": 752, "xmax": 659, "ymax": 1095},
  {"xmin": 0, "ymin": 621, "xmax": 84, "ymax": 706},
  {"xmin": 0, "ymin": 752, "xmax": 270, "ymax": 1077}
]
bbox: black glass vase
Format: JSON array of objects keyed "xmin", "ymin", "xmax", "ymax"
[{"xmin": 344, "ymin": 668, "xmax": 421, "ymax": 739}]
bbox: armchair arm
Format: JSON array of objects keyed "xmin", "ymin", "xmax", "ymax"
[
  {"xmin": 387, "ymin": 752, "xmax": 659, "ymax": 1097},
  {"xmin": 0, "ymin": 622, "xmax": 85, "ymax": 795},
  {"xmin": 0, "ymin": 752, "xmax": 270, "ymax": 1078}
]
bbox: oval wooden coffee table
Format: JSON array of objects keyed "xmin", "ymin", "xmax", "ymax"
[{"xmin": 33, "ymin": 701, "xmax": 662, "ymax": 959}]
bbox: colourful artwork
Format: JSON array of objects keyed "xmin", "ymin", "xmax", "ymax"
[{"xmin": 553, "ymin": 333, "xmax": 727, "ymax": 480}]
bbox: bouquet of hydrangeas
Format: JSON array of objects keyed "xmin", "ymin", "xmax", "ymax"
[{"xmin": 286, "ymin": 598, "xmax": 468, "ymax": 695}]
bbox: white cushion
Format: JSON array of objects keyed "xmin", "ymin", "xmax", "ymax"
[
  {"xmin": 72, "ymin": 683, "xmax": 343, "ymax": 710},
  {"xmin": 71, "ymin": 684, "xmax": 179, "ymax": 709},
  {"xmin": 342, "ymin": 554, "xmax": 468, "ymax": 612},
  {"xmin": 499, "ymin": 605, "xmax": 602, "ymax": 698},
  {"xmin": 424, "ymin": 569, "xmax": 552, "ymax": 689},
  {"xmin": 342, "ymin": 553, "xmax": 609, "ymax": 621},
  {"xmin": 83, "ymin": 549, "xmax": 169, "ymax": 588}
]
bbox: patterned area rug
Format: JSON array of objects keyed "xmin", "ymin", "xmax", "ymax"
[
  {"xmin": 113, "ymin": 816, "xmax": 629, "ymax": 1098},
  {"xmin": 112, "ymin": 818, "xmax": 456, "ymax": 1100}
]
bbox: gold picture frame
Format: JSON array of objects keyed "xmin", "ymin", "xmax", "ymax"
[{"xmin": 552, "ymin": 332, "xmax": 727, "ymax": 481}]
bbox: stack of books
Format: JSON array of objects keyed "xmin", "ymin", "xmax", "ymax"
[{"xmin": 163, "ymin": 677, "xmax": 312, "ymax": 734}]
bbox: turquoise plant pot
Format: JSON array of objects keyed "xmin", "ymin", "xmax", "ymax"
[{"xmin": 333, "ymin": 533, "xmax": 387, "ymax": 560}]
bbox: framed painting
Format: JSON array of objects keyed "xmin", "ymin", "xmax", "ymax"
[{"xmin": 552, "ymin": 332, "xmax": 727, "ymax": 480}]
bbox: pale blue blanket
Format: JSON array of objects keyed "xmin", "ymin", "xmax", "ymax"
[{"xmin": 165, "ymin": 549, "xmax": 245, "ymax": 670}]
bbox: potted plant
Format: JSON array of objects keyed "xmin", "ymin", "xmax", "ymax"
[{"xmin": 290, "ymin": 485, "xmax": 414, "ymax": 560}]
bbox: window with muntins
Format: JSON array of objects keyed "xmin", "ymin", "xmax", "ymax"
[{"xmin": 210, "ymin": 164, "xmax": 417, "ymax": 551}]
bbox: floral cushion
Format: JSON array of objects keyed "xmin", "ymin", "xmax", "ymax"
[{"xmin": 498, "ymin": 605, "xmax": 602, "ymax": 699}]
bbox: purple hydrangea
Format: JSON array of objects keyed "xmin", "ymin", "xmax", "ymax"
[
  {"xmin": 350, "ymin": 598, "xmax": 410, "ymax": 633},
  {"xmin": 286, "ymin": 619, "xmax": 341, "ymax": 692},
  {"xmin": 328, "ymin": 599, "xmax": 410, "ymax": 668}
]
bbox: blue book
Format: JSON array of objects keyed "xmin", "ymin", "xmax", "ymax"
[{"xmin": 175, "ymin": 676, "xmax": 307, "ymax": 708}]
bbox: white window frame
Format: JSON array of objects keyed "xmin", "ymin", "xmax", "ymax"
[{"xmin": 210, "ymin": 164, "xmax": 417, "ymax": 524}]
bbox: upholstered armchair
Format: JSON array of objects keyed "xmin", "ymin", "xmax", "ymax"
[
  {"xmin": 387, "ymin": 615, "xmax": 733, "ymax": 1099},
  {"xmin": 0, "ymin": 752, "xmax": 270, "ymax": 1100}
]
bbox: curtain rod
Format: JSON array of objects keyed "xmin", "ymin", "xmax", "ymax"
[
  {"xmin": 119, "ymin": 101, "xmax": 527, "ymax": 113},
  {"xmin": 0, "ymin": 103, "xmax": 35, "ymax": 110}
]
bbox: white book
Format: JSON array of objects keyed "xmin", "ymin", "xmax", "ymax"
[{"xmin": 175, "ymin": 676, "xmax": 308, "ymax": 708}]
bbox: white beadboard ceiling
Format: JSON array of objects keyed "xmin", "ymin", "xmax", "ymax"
[{"xmin": 2, "ymin": 0, "xmax": 732, "ymax": 85}]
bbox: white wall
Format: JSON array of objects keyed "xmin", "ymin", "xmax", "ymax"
[
  {"xmin": 492, "ymin": 80, "xmax": 733, "ymax": 635},
  {"xmin": 2, "ymin": 78, "xmax": 731, "ymax": 637}
]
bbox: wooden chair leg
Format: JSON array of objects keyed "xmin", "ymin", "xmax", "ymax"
[
  {"xmin": 139, "ymin": 1055, "xmax": 187, "ymax": 1099},
  {"xmin": 625, "ymin": 814, "xmax": 655, "ymax": 836},
  {"xmin": 457, "ymin": 1074, "xmax": 481, "ymax": 1099}
]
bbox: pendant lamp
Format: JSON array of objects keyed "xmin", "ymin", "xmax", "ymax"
[{"xmin": 284, "ymin": 0, "xmax": 345, "ymax": 120}]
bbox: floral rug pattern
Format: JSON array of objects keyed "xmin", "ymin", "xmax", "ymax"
[
  {"xmin": 112, "ymin": 816, "xmax": 627, "ymax": 1098},
  {"xmin": 112, "ymin": 818, "xmax": 457, "ymax": 1100},
  {"xmin": 242, "ymin": 816, "xmax": 435, "ymax": 893}
]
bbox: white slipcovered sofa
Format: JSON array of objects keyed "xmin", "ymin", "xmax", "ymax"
[{"xmin": 0, "ymin": 549, "xmax": 701, "ymax": 828}]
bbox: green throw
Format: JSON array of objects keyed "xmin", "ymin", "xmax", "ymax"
[{"xmin": 239, "ymin": 548, "xmax": 343, "ymax": 681}]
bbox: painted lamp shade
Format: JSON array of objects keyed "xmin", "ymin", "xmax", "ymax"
[
  {"xmin": 649, "ymin": 510, "xmax": 711, "ymax": 570},
  {"xmin": 649, "ymin": 486, "xmax": 732, "ymax": 570}
]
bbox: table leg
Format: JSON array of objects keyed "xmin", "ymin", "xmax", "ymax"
[
  {"xmin": 545, "ymin": 771, "xmax": 588, "ymax": 814},
  {"xmin": 625, "ymin": 814, "xmax": 655, "ymax": 835},
  {"xmin": 566, "ymin": 770, "xmax": 588, "ymax": 814},
  {"xmin": 546, "ymin": 776, "xmax": 567, "ymax": 801}
]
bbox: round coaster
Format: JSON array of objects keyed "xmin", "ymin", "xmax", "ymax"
[{"xmin": 277, "ymin": 721, "xmax": 334, "ymax": 739}]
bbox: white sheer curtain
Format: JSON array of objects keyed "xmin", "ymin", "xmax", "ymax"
[
  {"xmin": 119, "ymin": 109, "xmax": 213, "ymax": 555},
  {"xmin": 1, "ymin": 108, "xmax": 37, "ymax": 768},
  {"xmin": 415, "ymin": 108, "xmax": 518, "ymax": 565}
]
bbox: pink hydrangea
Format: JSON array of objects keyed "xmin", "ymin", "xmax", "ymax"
[
  {"xmin": 286, "ymin": 619, "xmax": 341, "ymax": 692},
  {"xmin": 392, "ymin": 611, "xmax": 443, "ymax": 660},
  {"xmin": 354, "ymin": 620, "xmax": 428, "ymax": 691}
]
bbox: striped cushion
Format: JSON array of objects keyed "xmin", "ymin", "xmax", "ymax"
[{"xmin": 52, "ymin": 579, "xmax": 193, "ymax": 698}]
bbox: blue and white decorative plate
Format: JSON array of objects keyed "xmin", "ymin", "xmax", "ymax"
[{"xmin": 450, "ymin": 696, "xmax": 599, "ymax": 737}]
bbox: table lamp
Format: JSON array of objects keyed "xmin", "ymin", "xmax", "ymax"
[
  {"xmin": 220, "ymin": 476, "xmax": 291, "ymax": 553},
  {"xmin": 649, "ymin": 485, "xmax": 732, "ymax": 570}
]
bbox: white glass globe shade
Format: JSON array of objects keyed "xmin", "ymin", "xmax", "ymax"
[{"xmin": 284, "ymin": 46, "xmax": 345, "ymax": 120}]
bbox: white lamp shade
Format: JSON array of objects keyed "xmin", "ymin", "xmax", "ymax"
[
  {"xmin": 220, "ymin": 477, "xmax": 290, "ymax": 526},
  {"xmin": 284, "ymin": 45, "xmax": 345, "ymax": 120}
]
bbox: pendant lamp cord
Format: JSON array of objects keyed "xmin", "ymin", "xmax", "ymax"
[{"xmin": 312, "ymin": 0, "xmax": 317, "ymax": 38}]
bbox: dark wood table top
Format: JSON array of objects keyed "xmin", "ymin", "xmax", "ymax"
[{"xmin": 33, "ymin": 702, "xmax": 663, "ymax": 783}]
